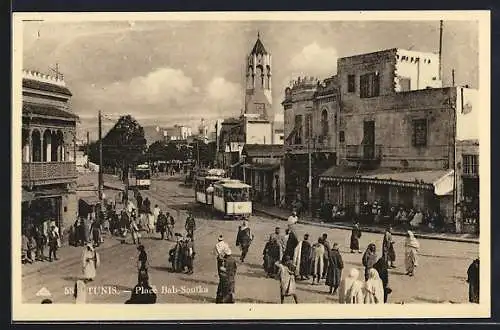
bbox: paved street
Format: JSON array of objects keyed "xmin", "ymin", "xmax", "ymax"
[{"xmin": 22, "ymin": 175, "xmax": 479, "ymax": 304}]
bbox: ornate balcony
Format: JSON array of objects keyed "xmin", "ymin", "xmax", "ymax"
[
  {"xmin": 345, "ymin": 144, "xmax": 382, "ymax": 160},
  {"xmin": 22, "ymin": 162, "xmax": 77, "ymax": 187},
  {"xmin": 343, "ymin": 144, "xmax": 382, "ymax": 169}
]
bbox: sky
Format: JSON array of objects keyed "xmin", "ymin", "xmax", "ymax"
[{"xmin": 21, "ymin": 19, "xmax": 479, "ymax": 140}]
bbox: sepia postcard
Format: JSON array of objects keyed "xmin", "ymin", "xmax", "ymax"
[{"xmin": 12, "ymin": 10, "xmax": 490, "ymax": 321}]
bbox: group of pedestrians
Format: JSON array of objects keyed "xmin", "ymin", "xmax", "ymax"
[{"xmin": 22, "ymin": 220, "xmax": 61, "ymax": 264}]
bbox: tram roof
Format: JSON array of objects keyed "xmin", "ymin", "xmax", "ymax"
[
  {"xmin": 205, "ymin": 176, "xmax": 225, "ymax": 180},
  {"xmin": 214, "ymin": 180, "xmax": 251, "ymax": 189}
]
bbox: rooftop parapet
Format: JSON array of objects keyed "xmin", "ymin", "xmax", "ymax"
[{"xmin": 22, "ymin": 69, "xmax": 66, "ymax": 87}]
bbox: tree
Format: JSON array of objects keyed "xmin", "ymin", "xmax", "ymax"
[
  {"xmin": 101, "ymin": 115, "xmax": 147, "ymax": 196},
  {"xmin": 189, "ymin": 140, "xmax": 216, "ymax": 167},
  {"xmin": 147, "ymin": 141, "xmax": 168, "ymax": 161}
]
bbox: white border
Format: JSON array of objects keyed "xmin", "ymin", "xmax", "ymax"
[{"xmin": 12, "ymin": 10, "xmax": 491, "ymax": 321}]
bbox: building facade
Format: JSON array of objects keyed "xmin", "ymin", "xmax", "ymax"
[
  {"xmin": 282, "ymin": 76, "xmax": 339, "ymax": 213},
  {"xmin": 454, "ymin": 87, "xmax": 479, "ymax": 233},
  {"xmin": 314, "ymin": 48, "xmax": 478, "ymax": 232},
  {"xmin": 21, "ymin": 70, "xmax": 79, "ymax": 241},
  {"xmin": 165, "ymin": 125, "xmax": 192, "ymax": 141}
]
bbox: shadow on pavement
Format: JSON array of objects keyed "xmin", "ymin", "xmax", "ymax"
[
  {"xmin": 150, "ymin": 266, "xmax": 174, "ymax": 272},
  {"xmin": 238, "ymin": 271, "xmax": 267, "ymax": 279},
  {"xmin": 296, "ymin": 284, "xmax": 328, "ymax": 295},
  {"xmin": 389, "ymin": 270, "xmax": 409, "ymax": 276},
  {"xmin": 325, "ymin": 295, "xmax": 340, "ymax": 303},
  {"xmin": 237, "ymin": 297, "xmax": 275, "ymax": 304},
  {"xmin": 176, "ymin": 293, "xmax": 215, "ymax": 303},
  {"xmin": 179, "ymin": 277, "xmax": 218, "ymax": 286},
  {"xmin": 243, "ymin": 262, "xmax": 264, "ymax": 270},
  {"xmin": 452, "ymin": 275, "xmax": 467, "ymax": 281},
  {"xmin": 413, "ymin": 296, "xmax": 446, "ymax": 303},
  {"xmin": 419, "ymin": 253, "xmax": 472, "ymax": 261},
  {"xmin": 62, "ymin": 276, "xmax": 82, "ymax": 282}
]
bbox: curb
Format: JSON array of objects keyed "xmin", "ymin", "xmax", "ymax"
[{"xmin": 254, "ymin": 208, "xmax": 479, "ymax": 244}]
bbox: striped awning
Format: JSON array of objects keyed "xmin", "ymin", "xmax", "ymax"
[
  {"xmin": 243, "ymin": 163, "xmax": 280, "ymax": 171},
  {"xmin": 319, "ymin": 167, "xmax": 451, "ymax": 191}
]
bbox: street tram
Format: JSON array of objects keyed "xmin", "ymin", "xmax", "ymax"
[
  {"xmin": 135, "ymin": 163, "xmax": 151, "ymax": 189},
  {"xmin": 213, "ymin": 179, "xmax": 252, "ymax": 219},
  {"xmin": 194, "ymin": 168, "xmax": 226, "ymax": 205}
]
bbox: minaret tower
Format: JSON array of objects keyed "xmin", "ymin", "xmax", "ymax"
[{"xmin": 244, "ymin": 32, "xmax": 272, "ymax": 120}]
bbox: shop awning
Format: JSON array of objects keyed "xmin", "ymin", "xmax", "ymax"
[
  {"xmin": 34, "ymin": 187, "xmax": 68, "ymax": 198},
  {"xmin": 433, "ymin": 170, "xmax": 454, "ymax": 196},
  {"xmin": 79, "ymin": 194, "xmax": 100, "ymax": 206},
  {"xmin": 319, "ymin": 166, "xmax": 451, "ymax": 190},
  {"xmin": 22, "ymin": 189, "xmax": 35, "ymax": 202},
  {"xmin": 230, "ymin": 160, "xmax": 244, "ymax": 168},
  {"xmin": 243, "ymin": 163, "xmax": 280, "ymax": 171}
]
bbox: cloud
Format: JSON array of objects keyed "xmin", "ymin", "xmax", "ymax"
[
  {"xmin": 205, "ymin": 77, "xmax": 241, "ymax": 108},
  {"xmin": 77, "ymin": 71, "xmax": 244, "ymax": 128},
  {"xmin": 289, "ymin": 42, "xmax": 338, "ymax": 78},
  {"xmin": 128, "ymin": 67, "xmax": 198, "ymax": 105}
]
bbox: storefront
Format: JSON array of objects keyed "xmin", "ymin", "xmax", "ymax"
[
  {"xmin": 22, "ymin": 194, "xmax": 63, "ymax": 233},
  {"xmin": 319, "ymin": 167, "xmax": 455, "ymax": 226},
  {"xmin": 243, "ymin": 163, "xmax": 280, "ymax": 205}
]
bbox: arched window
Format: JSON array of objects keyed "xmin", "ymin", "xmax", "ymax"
[
  {"xmin": 32, "ymin": 130, "xmax": 42, "ymax": 162},
  {"xmin": 247, "ymin": 67, "xmax": 254, "ymax": 88},
  {"xmin": 42, "ymin": 130, "xmax": 52, "ymax": 162},
  {"xmin": 321, "ymin": 109, "xmax": 329, "ymax": 137},
  {"xmin": 256, "ymin": 66, "xmax": 263, "ymax": 89}
]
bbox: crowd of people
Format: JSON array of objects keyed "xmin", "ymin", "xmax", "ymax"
[
  {"xmin": 259, "ymin": 221, "xmax": 392, "ymax": 303},
  {"xmin": 30, "ymin": 189, "xmax": 479, "ymax": 305},
  {"xmin": 319, "ymin": 200, "xmax": 451, "ymax": 232}
]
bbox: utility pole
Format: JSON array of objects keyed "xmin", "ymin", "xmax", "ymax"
[
  {"xmin": 438, "ymin": 20, "xmax": 443, "ymax": 81},
  {"xmin": 86, "ymin": 131, "xmax": 90, "ymax": 168},
  {"xmin": 197, "ymin": 139, "xmax": 200, "ymax": 168},
  {"xmin": 452, "ymin": 69, "xmax": 455, "ymax": 86},
  {"xmin": 98, "ymin": 110, "xmax": 103, "ymax": 202},
  {"xmin": 308, "ymin": 120, "xmax": 313, "ymax": 217}
]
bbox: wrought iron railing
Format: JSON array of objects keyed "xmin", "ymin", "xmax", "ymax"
[
  {"xmin": 344, "ymin": 144, "xmax": 382, "ymax": 160},
  {"xmin": 22, "ymin": 162, "xmax": 77, "ymax": 185}
]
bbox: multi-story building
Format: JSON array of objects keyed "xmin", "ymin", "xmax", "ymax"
[
  {"xmin": 21, "ymin": 70, "xmax": 79, "ymax": 240},
  {"xmin": 165, "ymin": 125, "xmax": 192, "ymax": 141},
  {"xmin": 314, "ymin": 48, "xmax": 478, "ymax": 232},
  {"xmin": 455, "ymin": 88, "xmax": 479, "ymax": 233},
  {"xmin": 281, "ymin": 75, "xmax": 339, "ymax": 211}
]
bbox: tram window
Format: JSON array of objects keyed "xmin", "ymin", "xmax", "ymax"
[
  {"xmin": 196, "ymin": 180, "xmax": 203, "ymax": 192},
  {"xmin": 136, "ymin": 169, "xmax": 151, "ymax": 180},
  {"xmin": 241, "ymin": 188, "xmax": 249, "ymax": 201},
  {"xmin": 224, "ymin": 188, "xmax": 250, "ymax": 202}
]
